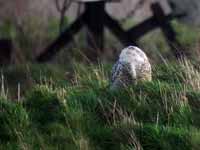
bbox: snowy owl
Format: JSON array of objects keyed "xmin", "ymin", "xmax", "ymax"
[{"xmin": 111, "ymin": 46, "xmax": 152, "ymax": 89}]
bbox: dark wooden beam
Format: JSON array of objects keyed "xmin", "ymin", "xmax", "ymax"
[
  {"xmin": 127, "ymin": 14, "xmax": 176, "ymax": 40},
  {"xmin": 151, "ymin": 2, "xmax": 185, "ymax": 58},
  {"xmin": 104, "ymin": 12, "xmax": 137, "ymax": 46},
  {"xmin": 36, "ymin": 13, "xmax": 85, "ymax": 62},
  {"xmin": 84, "ymin": 1, "xmax": 105, "ymax": 61}
]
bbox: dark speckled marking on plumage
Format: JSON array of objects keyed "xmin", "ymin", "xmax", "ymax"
[{"xmin": 111, "ymin": 60, "xmax": 134, "ymax": 87}]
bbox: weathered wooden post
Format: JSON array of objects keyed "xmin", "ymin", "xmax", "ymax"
[
  {"xmin": 84, "ymin": 1, "xmax": 105, "ymax": 50},
  {"xmin": 79, "ymin": 0, "xmax": 120, "ymax": 61},
  {"xmin": 83, "ymin": 0, "xmax": 105, "ymax": 61}
]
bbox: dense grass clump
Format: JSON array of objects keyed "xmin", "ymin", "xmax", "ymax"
[
  {"xmin": 0, "ymin": 60, "xmax": 199, "ymax": 149},
  {"xmin": 25, "ymin": 86, "xmax": 67, "ymax": 128},
  {"xmin": 0, "ymin": 99, "xmax": 29, "ymax": 142}
]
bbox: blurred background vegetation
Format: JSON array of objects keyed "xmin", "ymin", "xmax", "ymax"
[{"xmin": 0, "ymin": 0, "xmax": 200, "ymax": 64}]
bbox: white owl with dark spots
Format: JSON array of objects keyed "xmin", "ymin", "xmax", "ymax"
[{"xmin": 111, "ymin": 46, "xmax": 152, "ymax": 89}]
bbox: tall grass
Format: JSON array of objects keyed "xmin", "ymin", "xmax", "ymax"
[{"xmin": 0, "ymin": 60, "xmax": 199, "ymax": 149}]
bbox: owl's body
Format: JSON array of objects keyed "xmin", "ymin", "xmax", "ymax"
[{"xmin": 111, "ymin": 46, "xmax": 152, "ymax": 89}]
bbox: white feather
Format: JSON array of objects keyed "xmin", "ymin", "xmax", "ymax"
[{"xmin": 111, "ymin": 46, "xmax": 152, "ymax": 89}]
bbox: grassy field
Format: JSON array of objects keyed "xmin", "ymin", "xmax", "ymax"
[{"xmin": 0, "ymin": 59, "xmax": 199, "ymax": 150}]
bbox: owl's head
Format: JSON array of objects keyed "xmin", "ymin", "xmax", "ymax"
[{"xmin": 119, "ymin": 46, "xmax": 144, "ymax": 63}]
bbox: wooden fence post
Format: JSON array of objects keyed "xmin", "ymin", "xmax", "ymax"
[{"xmin": 84, "ymin": 1, "xmax": 105, "ymax": 61}]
